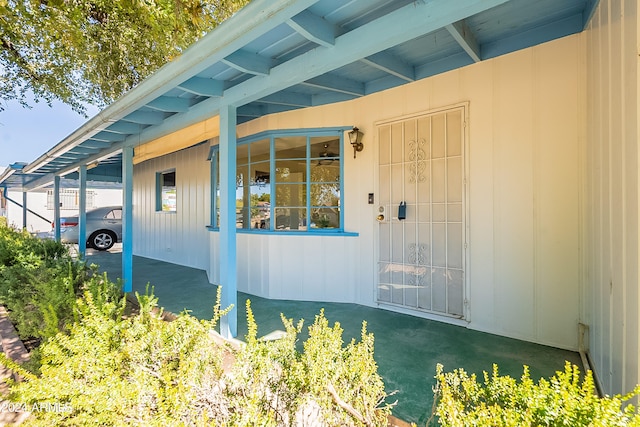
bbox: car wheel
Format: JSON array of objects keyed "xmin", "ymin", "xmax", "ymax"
[{"xmin": 89, "ymin": 230, "xmax": 116, "ymax": 251}]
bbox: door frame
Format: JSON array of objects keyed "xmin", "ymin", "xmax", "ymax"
[{"xmin": 372, "ymin": 101, "xmax": 471, "ymax": 324}]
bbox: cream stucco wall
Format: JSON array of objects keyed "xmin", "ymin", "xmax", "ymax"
[
  {"xmin": 585, "ymin": 0, "xmax": 640, "ymax": 397},
  {"xmin": 207, "ymin": 34, "xmax": 584, "ymax": 350}
]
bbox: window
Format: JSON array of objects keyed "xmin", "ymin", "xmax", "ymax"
[
  {"xmin": 47, "ymin": 189, "xmax": 96, "ymax": 210},
  {"xmin": 156, "ymin": 170, "xmax": 177, "ymax": 212},
  {"xmin": 209, "ymin": 127, "xmax": 347, "ymax": 232},
  {"xmin": 105, "ymin": 208, "xmax": 122, "ymax": 220},
  {"xmin": 237, "ymin": 138, "xmax": 271, "ymax": 229}
]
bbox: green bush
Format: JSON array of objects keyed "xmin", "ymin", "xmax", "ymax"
[
  {"xmin": 0, "ymin": 222, "xmax": 123, "ymax": 372},
  {"xmin": 225, "ymin": 302, "xmax": 391, "ymax": 426},
  {"xmin": 0, "ymin": 221, "xmax": 390, "ymax": 425},
  {"xmin": 8, "ymin": 292, "xmax": 390, "ymax": 426},
  {"xmin": 0, "ymin": 224, "xmax": 67, "ymax": 268},
  {"xmin": 0, "ymin": 224, "xmax": 119, "ymax": 346},
  {"xmin": 433, "ymin": 362, "xmax": 640, "ymax": 426},
  {"xmin": 10, "ymin": 289, "xmax": 225, "ymax": 426}
]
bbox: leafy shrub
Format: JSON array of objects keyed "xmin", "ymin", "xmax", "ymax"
[
  {"xmin": 0, "ymin": 225, "xmax": 67, "ymax": 268},
  {"xmin": 8, "ymin": 290, "xmax": 390, "ymax": 426},
  {"xmin": 1, "ymin": 261, "xmax": 81, "ymax": 340},
  {"xmin": 0, "ymin": 222, "xmax": 122, "ymax": 371},
  {"xmin": 10, "ymin": 289, "xmax": 226, "ymax": 426},
  {"xmin": 433, "ymin": 362, "xmax": 640, "ymax": 426},
  {"xmin": 224, "ymin": 303, "xmax": 391, "ymax": 426},
  {"xmin": 0, "ymin": 221, "xmax": 390, "ymax": 425}
]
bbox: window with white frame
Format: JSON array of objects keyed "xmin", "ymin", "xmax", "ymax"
[
  {"xmin": 209, "ymin": 128, "xmax": 346, "ymax": 232},
  {"xmin": 156, "ymin": 170, "xmax": 177, "ymax": 212}
]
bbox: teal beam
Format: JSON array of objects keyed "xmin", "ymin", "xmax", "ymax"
[
  {"xmin": 146, "ymin": 96, "xmax": 192, "ymax": 113},
  {"xmin": 91, "ymin": 132, "xmax": 127, "ymax": 142},
  {"xmin": 122, "ymin": 146, "xmax": 134, "ymax": 293},
  {"xmin": 219, "ymin": 104, "xmax": 238, "ymax": 338},
  {"xmin": 446, "ymin": 19, "xmax": 481, "ymax": 63},
  {"xmin": 583, "ymin": 0, "xmax": 600, "ymax": 29},
  {"xmin": 178, "ymin": 77, "xmax": 225, "ymax": 97},
  {"xmin": 223, "ymin": 0, "xmax": 510, "ymax": 105},
  {"xmin": 123, "ymin": 111, "xmax": 165, "ymax": 125},
  {"xmin": 103, "ymin": 121, "xmax": 143, "ymax": 134},
  {"xmin": 54, "ymin": 176, "xmax": 61, "ymax": 241},
  {"xmin": 78, "ymin": 165, "xmax": 87, "ymax": 258},
  {"xmin": 129, "ymin": 0, "xmax": 510, "ymax": 147},
  {"xmin": 360, "ymin": 52, "xmax": 415, "ymax": 82},
  {"xmin": 287, "ymin": 9, "xmax": 336, "ymax": 47},
  {"xmin": 222, "ymin": 50, "xmax": 272, "ymax": 76}
]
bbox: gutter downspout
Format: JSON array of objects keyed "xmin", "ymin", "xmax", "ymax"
[{"xmin": 579, "ymin": 322, "xmax": 604, "ymax": 397}]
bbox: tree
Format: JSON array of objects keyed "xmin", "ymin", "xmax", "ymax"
[{"xmin": 0, "ymin": 0, "xmax": 249, "ymax": 114}]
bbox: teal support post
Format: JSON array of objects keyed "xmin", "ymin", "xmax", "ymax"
[
  {"xmin": 78, "ymin": 165, "xmax": 87, "ymax": 258},
  {"xmin": 122, "ymin": 146, "xmax": 134, "ymax": 293},
  {"xmin": 21, "ymin": 192, "xmax": 27, "ymax": 230},
  {"xmin": 219, "ymin": 104, "xmax": 238, "ymax": 338},
  {"xmin": 53, "ymin": 176, "xmax": 61, "ymax": 241}
]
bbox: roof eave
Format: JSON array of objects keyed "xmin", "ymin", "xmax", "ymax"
[{"xmin": 23, "ymin": 0, "xmax": 318, "ymax": 175}]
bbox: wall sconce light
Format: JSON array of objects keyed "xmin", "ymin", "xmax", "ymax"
[{"xmin": 348, "ymin": 126, "xmax": 364, "ymax": 158}]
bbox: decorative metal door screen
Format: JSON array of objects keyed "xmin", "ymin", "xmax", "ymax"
[{"xmin": 377, "ymin": 107, "xmax": 466, "ymax": 318}]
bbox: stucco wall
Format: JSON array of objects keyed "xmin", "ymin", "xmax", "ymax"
[
  {"xmin": 585, "ymin": 0, "xmax": 639, "ymax": 396},
  {"xmin": 216, "ymin": 34, "xmax": 583, "ymax": 350}
]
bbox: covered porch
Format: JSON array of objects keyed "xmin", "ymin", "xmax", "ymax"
[{"xmin": 86, "ymin": 247, "xmax": 582, "ymax": 425}]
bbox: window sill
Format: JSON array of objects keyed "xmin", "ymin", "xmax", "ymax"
[{"xmin": 206, "ymin": 226, "xmax": 358, "ymax": 237}]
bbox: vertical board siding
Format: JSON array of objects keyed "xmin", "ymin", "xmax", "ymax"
[
  {"xmin": 133, "ymin": 34, "xmax": 582, "ymax": 351},
  {"xmin": 493, "ymin": 50, "xmax": 536, "ymax": 340},
  {"xmin": 534, "ymin": 38, "xmax": 582, "ymax": 348},
  {"xmin": 133, "ymin": 143, "xmax": 210, "ymax": 270},
  {"xmin": 585, "ymin": 0, "xmax": 640, "ymax": 396},
  {"xmin": 225, "ymin": 34, "xmax": 581, "ymax": 349}
]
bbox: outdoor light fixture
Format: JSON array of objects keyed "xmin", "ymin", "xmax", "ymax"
[{"xmin": 348, "ymin": 126, "xmax": 364, "ymax": 158}]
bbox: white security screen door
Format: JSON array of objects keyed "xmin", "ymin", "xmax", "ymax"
[{"xmin": 377, "ymin": 106, "xmax": 466, "ymax": 318}]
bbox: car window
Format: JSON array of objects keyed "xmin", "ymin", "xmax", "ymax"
[{"xmin": 105, "ymin": 209, "xmax": 122, "ymax": 220}]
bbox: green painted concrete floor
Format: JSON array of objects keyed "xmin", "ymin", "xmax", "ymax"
[{"xmin": 86, "ymin": 248, "xmax": 582, "ymax": 425}]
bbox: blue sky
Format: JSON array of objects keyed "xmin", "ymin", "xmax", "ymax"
[{"xmin": 0, "ymin": 99, "xmax": 99, "ymax": 168}]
